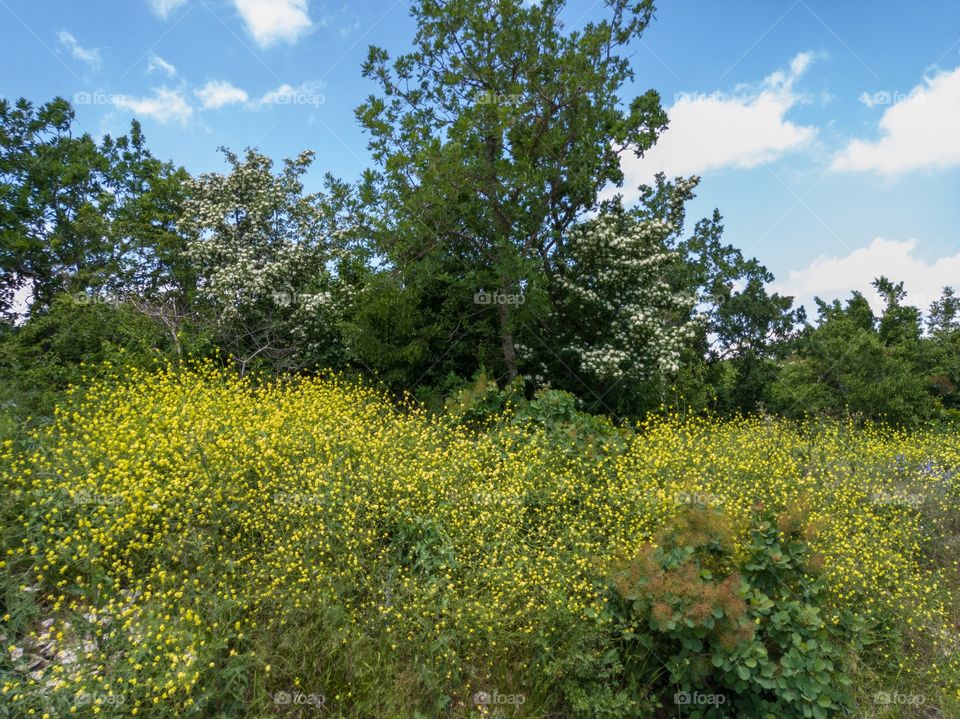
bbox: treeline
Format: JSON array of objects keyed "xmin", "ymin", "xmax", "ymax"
[{"xmin": 2, "ymin": 0, "xmax": 958, "ymax": 428}]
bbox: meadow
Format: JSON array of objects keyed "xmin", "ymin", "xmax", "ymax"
[
  {"xmin": 3, "ymin": 0, "xmax": 960, "ymax": 716},
  {"xmin": 1, "ymin": 363, "xmax": 958, "ymax": 718}
]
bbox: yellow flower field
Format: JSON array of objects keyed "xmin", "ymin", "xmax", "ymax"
[{"xmin": 1, "ymin": 363, "xmax": 958, "ymax": 717}]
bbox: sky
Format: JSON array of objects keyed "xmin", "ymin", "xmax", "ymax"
[{"xmin": 1, "ymin": 0, "xmax": 959, "ymax": 318}]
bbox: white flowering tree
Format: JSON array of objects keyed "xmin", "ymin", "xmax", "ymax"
[
  {"xmin": 179, "ymin": 148, "xmax": 351, "ymax": 373},
  {"xmin": 528, "ymin": 199, "xmax": 700, "ymax": 412}
]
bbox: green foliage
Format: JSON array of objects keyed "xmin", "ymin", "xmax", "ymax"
[
  {"xmin": 1, "ymin": 96, "xmax": 101, "ymax": 315},
  {"xmin": 356, "ymin": 0, "xmax": 667, "ymax": 381},
  {"xmin": 924, "ymin": 287, "xmax": 960, "ymax": 413},
  {"xmin": 608, "ymin": 508, "xmax": 856, "ymax": 718},
  {"xmin": 443, "ymin": 370, "xmax": 524, "ymax": 425},
  {"xmin": 769, "ymin": 284, "xmax": 938, "ymax": 425},
  {"xmin": 5, "ymin": 21, "xmax": 960, "ymax": 434},
  {"xmin": 0, "ymin": 97, "xmax": 190, "ymax": 319},
  {"xmin": 444, "ymin": 371, "xmax": 630, "ymax": 457},
  {"xmin": 0, "ymin": 293, "xmax": 200, "ymax": 422},
  {"xmin": 342, "ymin": 271, "xmax": 501, "ymax": 396}
]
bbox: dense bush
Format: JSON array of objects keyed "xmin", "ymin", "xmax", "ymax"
[{"xmin": 607, "ymin": 507, "xmax": 856, "ymax": 718}]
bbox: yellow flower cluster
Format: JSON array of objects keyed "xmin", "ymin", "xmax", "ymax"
[{"xmin": 1, "ymin": 363, "xmax": 957, "ymax": 716}]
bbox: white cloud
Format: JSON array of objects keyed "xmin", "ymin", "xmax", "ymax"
[
  {"xmin": 56, "ymin": 30, "xmax": 102, "ymax": 70},
  {"xmin": 147, "ymin": 0, "xmax": 188, "ymax": 19},
  {"xmin": 111, "ymin": 88, "xmax": 193, "ymax": 125},
  {"xmin": 147, "ymin": 52, "xmax": 177, "ymax": 77},
  {"xmin": 832, "ymin": 67, "xmax": 960, "ymax": 176},
  {"xmin": 195, "ymin": 80, "xmax": 249, "ymax": 109},
  {"xmin": 612, "ymin": 52, "xmax": 818, "ymax": 203},
  {"xmin": 232, "ymin": 0, "xmax": 312, "ymax": 47},
  {"xmin": 775, "ymin": 237, "xmax": 960, "ymax": 316}
]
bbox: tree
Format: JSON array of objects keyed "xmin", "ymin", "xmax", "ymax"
[
  {"xmin": 769, "ymin": 283, "xmax": 935, "ymax": 425},
  {"xmin": 675, "ymin": 199, "xmax": 803, "ymax": 414},
  {"xmin": 529, "ymin": 182, "xmax": 700, "ymax": 415},
  {"xmin": 356, "ymin": 0, "xmax": 668, "ymax": 382},
  {"xmin": 874, "ymin": 276, "xmax": 921, "ymax": 346},
  {"xmin": 925, "ymin": 287, "xmax": 960, "ymax": 412},
  {"xmin": 179, "ymin": 148, "xmax": 356, "ymax": 374},
  {"xmin": 1, "ymin": 97, "xmax": 102, "ymax": 318},
  {"xmin": 554, "ymin": 209, "xmax": 697, "ymax": 379},
  {"xmin": 927, "ymin": 286, "xmax": 960, "ymax": 336},
  {"xmin": 546, "ymin": 174, "xmax": 804, "ymax": 417},
  {"xmin": 0, "ymin": 97, "xmax": 189, "ymax": 321}
]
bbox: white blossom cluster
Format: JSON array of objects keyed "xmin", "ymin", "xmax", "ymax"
[
  {"xmin": 558, "ymin": 211, "xmax": 700, "ymax": 382},
  {"xmin": 178, "ymin": 150, "xmax": 345, "ymax": 337}
]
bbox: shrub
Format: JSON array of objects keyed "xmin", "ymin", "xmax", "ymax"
[{"xmin": 607, "ymin": 506, "xmax": 855, "ymax": 718}]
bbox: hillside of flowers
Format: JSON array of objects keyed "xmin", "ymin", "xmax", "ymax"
[{"xmin": 1, "ymin": 364, "xmax": 958, "ymax": 717}]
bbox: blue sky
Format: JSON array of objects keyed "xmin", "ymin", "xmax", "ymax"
[{"xmin": 2, "ymin": 0, "xmax": 959, "ymax": 317}]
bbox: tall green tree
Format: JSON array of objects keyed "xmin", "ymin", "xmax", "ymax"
[
  {"xmin": 356, "ymin": 0, "xmax": 668, "ymax": 382},
  {"xmin": 925, "ymin": 286, "xmax": 960, "ymax": 413},
  {"xmin": 1, "ymin": 97, "xmax": 101, "ymax": 317},
  {"xmin": 674, "ymin": 197, "xmax": 803, "ymax": 415},
  {"xmin": 927, "ymin": 286, "xmax": 960, "ymax": 336}
]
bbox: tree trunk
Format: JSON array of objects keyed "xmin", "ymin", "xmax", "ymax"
[{"xmin": 497, "ymin": 289, "xmax": 518, "ymax": 381}]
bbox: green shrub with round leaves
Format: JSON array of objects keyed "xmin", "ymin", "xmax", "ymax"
[{"xmin": 608, "ymin": 507, "xmax": 856, "ymax": 718}]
